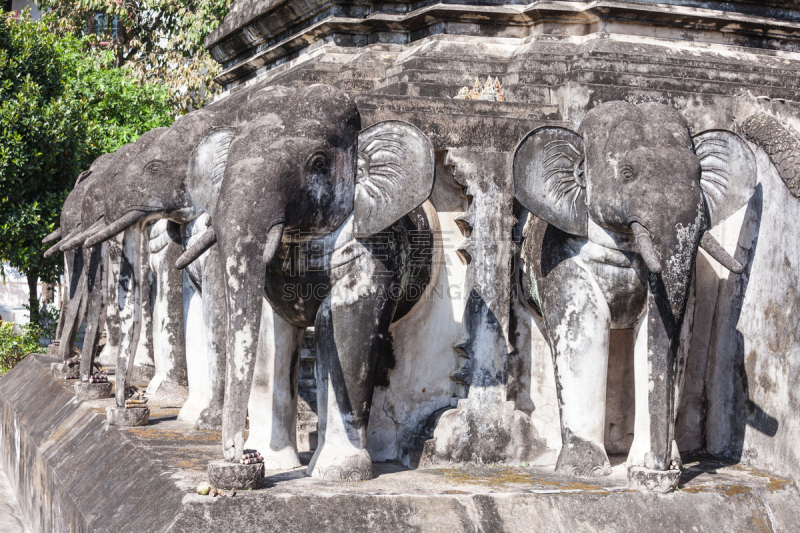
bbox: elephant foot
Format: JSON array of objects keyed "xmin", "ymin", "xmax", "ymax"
[
  {"xmin": 194, "ymin": 407, "xmax": 223, "ymax": 431},
  {"xmin": 627, "ymin": 465, "xmax": 681, "ymax": 493},
  {"xmin": 177, "ymin": 398, "xmax": 207, "ymax": 424},
  {"xmin": 555, "ymin": 433, "xmax": 611, "ymax": 477},
  {"xmin": 254, "ymin": 448, "xmax": 301, "ymax": 471},
  {"xmin": 308, "ymin": 445, "xmax": 374, "ymax": 481},
  {"xmin": 243, "ymin": 436, "xmax": 301, "ymax": 470}
]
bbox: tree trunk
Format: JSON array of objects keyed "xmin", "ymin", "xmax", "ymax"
[
  {"xmin": 26, "ymin": 273, "xmax": 39, "ymax": 325},
  {"xmin": 114, "ymin": 21, "xmax": 127, "ymax": 68}
]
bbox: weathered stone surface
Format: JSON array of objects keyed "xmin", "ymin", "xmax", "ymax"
[
  {"xmin": 0, "ymin": 462, "xmax": 28, "ymax": 533},
  {"xmin": 0, "ymin": 354, "xmax": 186, "ymax": 533},
  {"xmin": 144, "ymin": 219, "xmax": 189, "ymax": 402},
  {"xmin": 627, "ymin": 466, "xmax": 681, "ymax": 494},
  {"xmin": 207, "ymin": 1, "xmax": 800, "ymax": 88},
  {"xmin": 49, "ymin": 364, "xmax": 71, "ymax": 380},
  {"xmin": 106, "ymin": 406, "xmax": 149, "ymax": 427},
  {"xmin": 207, "ymin": 460, "xmax": 264, "ymax": 490},
  {"xmin": 4, "ymin": 355, "xmax": 800, "ymax": 532},
  {"xmin": 131, "ymin": 363, "xmax": 155, "ymax": 385},
  {"xmin": 73, "ymin": 381, "xmax": 112, "ymax": 401}
]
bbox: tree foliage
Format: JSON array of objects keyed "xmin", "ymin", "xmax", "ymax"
[
  {"xmin": 0, "ymin": 10, "xmax": 173, "ymax": 312},
  {"xmin": 0, "ymin": 322, "xmax": 43, "ymax": 375},
  {"xmin": 38, "ymin": 0, "xmax": 232, "ymax": 112}
]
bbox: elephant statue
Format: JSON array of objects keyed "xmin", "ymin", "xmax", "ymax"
[
  {"xmin": 513, "ymin": 101, "xmax": 757, "ymax": 490},
  {"xmin": 74, "ymin": 84, "xmax": 304, "ymax": 418},
  {"xmin": 42, "ymin": 152, "xmax": 116, "ymax": 365},
  {"xmin": 46, "ymin": 128, "xmax": 167, "ymax": 383},
  {"xmin": 78, "ymin": 83, "xmax": 436, "ymax": 480}
]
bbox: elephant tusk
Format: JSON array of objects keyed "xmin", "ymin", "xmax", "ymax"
[
  {"xmin": 631, "ymin": 221, "xmax": 663, "ymax": 275},
  {"xmin": 175, "ymin": 227, "xmax": 217, "ymax": 270},
  {"xmin": 59, "ymin": 219, "xmax": 107, "ymax": 251},
  {"xmin": 700, "ymin": 232, "xmax": 744, "ymax": 274},
  {"xmin": 42, "ymin": 227, "xmax": 62, "ymax": 244},
  {"xmin": 84, "ymin": 210, "xmax": 147, "ymax": 248},
  {"xmin": 43, "ymin": 240, "xmax": 65, "ymax": 259},
  {"xmin": 263, "ymin": 223, "xmax": 285, "ymax": 265}
]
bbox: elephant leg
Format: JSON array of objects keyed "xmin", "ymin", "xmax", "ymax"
[
  {"xmin": 114, "ymin": 226, "xmax": 144, "ymax": 407},
  {"xmin": 100, "ymin": 235, "xmax": 123, "ymax": 366},
  {"xmin": 147, "ymin": 230, "xmax": 188, "ymax": 400},
  {"xmin": 54, "ymin": 253, "xmax": 71, "ymax": 341},
  {"xmin": 58, "ymin": 248, "xmax": 87, "ymax": 362},
  {"xmin": 628, "ymin": 278, "xmax": 695, "ymax": 470},
  {"xmin": 309, "ymin": 268, "xmax": 397, "ymax": 481},
  {"xmin": 196, "ymin": 247, "xmax": 227, "ymax": 431},
  {"xmin": 541, "ymin": 260, "xmax": 612, "ymax": 477},
  {"xmin": 628, "ymin": 315, "xmax": 651, "ymax": 466},
  {"xmin": 79, "ymin": 243, "xmax": 106, "ymax": 381},
  {"xmin": 245, "ymin": 298, "xmax": 304, "ymax": 469},
  {"xmin": 177, "ymin": 271, "xmax": 208, "ymax": 422}
]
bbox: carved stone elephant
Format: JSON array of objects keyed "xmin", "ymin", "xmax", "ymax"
[
  {"xmin": 195, "ymin": 88, "xmax": 435, "ymax": 480},
  {"xmin": 75, "ymin": 83, "xmax": 436, "ymax": 480},
  {"xmin": 43, "ymin": 152, "xmax": 116, "ymax": 366},
  {"xmin": 48, "ymin": 128, "xmax": 167, "ymax": 383},
  {"xmin": 513, "ymin": 101, "xmax": 757, "ymax": 491},
  {"xmin": 77, "ymin": 84, "xmax": 300, "ymax": 417}
]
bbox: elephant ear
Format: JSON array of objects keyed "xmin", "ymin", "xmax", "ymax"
[
  {"xmin": 693, "ymin": 130, "xmax": 757, "ymax": 228},
  {"xmin": 353, "ymin": 120, "xmax": 435, "ymax": 236},
  {"xmin": 513, "ymin": 126, "xmax": 587, "ymax": 237},
  {"xmin": 188, "ymin": 126, "xmax": 237, "ymax": 217}
]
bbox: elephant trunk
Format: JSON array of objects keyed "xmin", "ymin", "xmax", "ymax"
[
  {"xmin": 217, "ymin": 185, "xmax": 287, "ymax": 462},
  {"xmin": 84, "ymin": 210, "xmax": 148, "ymax": 248},
  {"xmin": 632, "ymin": 208, "xmax": 704, "ymax": 471}
]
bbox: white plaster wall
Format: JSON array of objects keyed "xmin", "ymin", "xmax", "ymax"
[
  {"xmin": 366, "ymin": 176, "xmax": 470, "ymax": 461},
  {"xmin": 702, "ymin": 145, "xmax": 800, "ymax": 483}
]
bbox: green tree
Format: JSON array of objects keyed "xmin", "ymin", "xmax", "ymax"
[
  {"xmin": 38, "ymin": 0, "xmax": 232, "ymax": 112},
  {"xmin": 0, "ymin": 10, "xmax": 173, "ymax": 322}
]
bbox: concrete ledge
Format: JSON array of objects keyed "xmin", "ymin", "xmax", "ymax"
[{"xmin": 2, "ymin": 354, "xmax": 800, "ymax": 532}]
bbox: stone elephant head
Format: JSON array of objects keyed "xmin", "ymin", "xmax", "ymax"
[{"xmin": 513, "ymin": 101, "xmax": 757, "ymax": 489}]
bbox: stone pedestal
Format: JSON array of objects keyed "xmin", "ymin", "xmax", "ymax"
[
  {"xmin": 627, "ymin": 466, "xmax": 682, "ymax": 493},
  {"xmin": 106, "ymin": 406, "xmax": 149, "ymax": 427},
  {"xmin": 74, "ymin": 382, "xmax": 112, "ymax": 401},
  {"xmin": 47, "ymin": 343, "xmax": 59, "ymax": 357},
  {"xmin": 51, "ymin": 363, "xmax": 73, "ymax": 380},
  {"xmin": 207, "ymin": 460, "xmax": 264, "ymax": 490}
]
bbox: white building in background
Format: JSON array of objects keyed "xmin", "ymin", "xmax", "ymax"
[
  {"xmin": 4, "ymin": 0, "xmax": 40, "ymax": 18},
  {"xmin": 5, "ymin": 0, "xmax": 40, "ymax": 18},
  {"xmin": 0, "ymin": 263, "xmax": 63, "ymax": 330}
]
